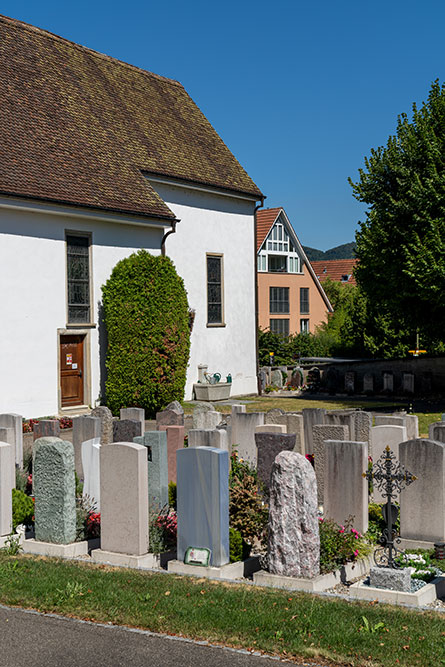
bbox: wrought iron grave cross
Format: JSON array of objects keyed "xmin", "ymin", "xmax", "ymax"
[{"xmin": 363, "ymin": 446, "xmax": 417, "ymax": 568}]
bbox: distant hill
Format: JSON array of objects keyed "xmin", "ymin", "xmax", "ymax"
[{"xmin": 303, "ymin": 242, "xmax": 356, "ymax": 261}]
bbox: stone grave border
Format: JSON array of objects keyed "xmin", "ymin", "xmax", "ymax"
[{"xmin": 349, "ymin": 575, "xmax": 445, "ymax": 607}]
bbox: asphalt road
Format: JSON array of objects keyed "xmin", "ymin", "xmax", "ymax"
[{"xmin": 0, "ymin": 605, "xmax": 334, "ymax": 667}]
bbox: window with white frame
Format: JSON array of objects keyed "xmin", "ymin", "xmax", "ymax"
[
  {"xmin": 258, "ymin": 219, "xmax": 302, "ymax": 273},
  {"xmin": 300, "ymin": 318, "xmax": 309, "ymax": 333}
]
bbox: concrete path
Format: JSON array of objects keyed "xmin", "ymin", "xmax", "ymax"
[{"xmin": 0, "ymin": 605, "xmax": 335, "ymax": 667}]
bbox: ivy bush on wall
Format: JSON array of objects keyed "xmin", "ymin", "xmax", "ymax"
[{"xmin": 102, "ymin": 250, "xmax": 190, "ymax": 417}]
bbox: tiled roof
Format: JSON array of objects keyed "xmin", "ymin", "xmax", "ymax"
[
  {"xmin": 311, "ymin": 259, "xmax": 358, "ymax": 285},
  {"xmin": 256, "ymin": 208, "xmax": 282, "ymax": 250},
  {"xmin": 0, "ymin": 15, "xmax": 263, "ymax": 220}
]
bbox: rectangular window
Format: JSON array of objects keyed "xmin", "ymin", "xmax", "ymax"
[
  {"xmin": 300, "ymin": 287, "xmax": 309, "ymax": 314},
  {"xmin": 66, "ymin": 234, "xmax": 91, "ymax": 323},
  {"xmin": 268, "ymin": 255, "xmax": 287, "ymax": 272},
  {"xmin": 207, "ymin": 254, "xmax": 224, "ymax": 325},
  {"xmin": 270, "ymin": 318, "xmax": 289, "ymax": 336},
  {"xmin": 300, "ymin": 318, "xmax": 309, "ymax": 333},
  {"xmin": 270, "ymin": 287, "xmax": 289, "ymax": 314}
]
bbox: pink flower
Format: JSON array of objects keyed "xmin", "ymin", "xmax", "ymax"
[
  {"xmin": 354, "ymin": 549, "xmax": 359, "ymax": 557},
  {"xmin": 339, "ymin": 526, "xmax": 345, "ymax": 534}
]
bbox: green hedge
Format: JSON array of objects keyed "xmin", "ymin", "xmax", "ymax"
[{"xmin": 102, "ymin": 250, "xmax": 190, "ymax": 416}]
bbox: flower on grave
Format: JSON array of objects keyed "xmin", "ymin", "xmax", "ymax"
[{"xmin": 339, "ymin": 526, "xmax": 345, "ymax": 534}]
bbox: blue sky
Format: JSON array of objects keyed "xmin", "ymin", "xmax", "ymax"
[{"xmin": 2, "ymin": 1, "xmax": 445, "ymax": 249}]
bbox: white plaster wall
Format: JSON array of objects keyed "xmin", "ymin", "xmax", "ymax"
[
  {"xmin": 150, "ymin": 182, "xmax": 258, "ymax": 400},
  {"xmin": 0, "ymin": 206, "xmax": 162, "ymax": 417}
]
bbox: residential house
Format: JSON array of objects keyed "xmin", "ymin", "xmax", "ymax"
[
  {"xmin": 0, "ymin": 15, "xmax": 263, "ymax": 415},
  {"xmin": 257, "ymin": 208, "xmax": 332, "ymax": 336},
  {"xmin": 311, "ymin": 259, "xmax": 358, "ymax": 285}
]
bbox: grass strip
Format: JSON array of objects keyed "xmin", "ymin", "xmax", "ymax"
[{"xmin": 0, "ymin": 553, "xmax": 443, "ymax": 666}]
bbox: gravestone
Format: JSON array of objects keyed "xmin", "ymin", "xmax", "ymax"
[
  {"xmin": 177, "ymin": 447, "xmax": 229, "ymax": 566},
  {"xmin": 268, "ymin": 451, "xmax": 319, "ymax": 577},
  {"xmin": 302, "ymin": 408, "xmax": 326, "ymax": 455},
  {"xmin": 312, "ymin": 424, "xmax": 349, "ymax": 505},
  {"xmin": 72, "ymin": 415, "xmax": 101, "ymax": 478},
  {"xmin": 120, "ymin": 407, "xmax": 145, "ymax": 434},
  {"xmin": 382, "ymin": 372, "xmax": 394, "ymax": 393},
  {"xmin": 33, "ymin": 437, "xmax": 76, "ymax": 544},
  {"xmin": 165, "ymin": 425, "xmax": 184, "ymax": 483},
  {"xmin": 429, "ymin": 422, "xmax": 445, "ymax": 442},
  {"xmin": 363, "ymin": 373, "xmax": 374, "ymax": 394},
  {"xmin": 344, "ymin": 371, "xmax": 355, "ymax": 394},
  {"xmin": 156, "ymin": 401, "xmax": 184, "ymax": 429},
  {"xmin": 0, "ymin": 427, "xmax": 15, "ymax": 489},
  {"xmin": 324, "ymin": 439, "xmax": 368, "ymax": 534},
  {"xmin": 0, "ymin": 413, "xmax": 23, "ymax": 468},
  {"xmin": 0, "ymin": 442, "xmax": 13, "ymax": 539},
  {"xmin": 286, "ymin": 414, "xmax": 305, "ymax": 455},
  {"xmin": 402, "ymin": 373, "xmax": 414, "ymax": 394},
  {"xmin": 255, "ymin": 432, "xmax": 296, "ymax": 493},
  {"xmin": 133, "ymin": 431, "xmax": 168, "ymax": 512},
  {"xmin": 370, "ymin": 425, "xmax": 407, "ymax": 502},
  {"xmin": 353, "ymin": 411, "xmax": 372, "ymax": 444},
  {"xmin": 231, "ymin": 411, "xmax": 264, "ymax": 465},
  {"xmin": 188, "ymin": 429, "xmax": 229, "ymax": 451},
  {"xmin": 259, "ymin": 369, "xmax": 268, "ymax": 391},
  {"xmin": 231, "ymin": 404, "xmax": 246, "ymax": 416},
  {"xmin": 325, "ymin": 367, "xmax": 339, "ymax": 394},
  {"xmin": 81, "ymin": 437, "xmax": 101, "ymax": 510},
  {"xmin": 192, "ymin": 403, "xmax": 213, "ymax": 429},
  {"xmin": 374, "ymin": 415, "xmax": 405, "ymax": 428},
  {"xmin": 33, "ymin": 419, "xmax": 60, "ymax": 441},
  {"xmin": 290, "ymin": 366, "xmax": 304, "ymax": 388},
  {"xmin": 370, "ymin": 566, "xmax": 411, "ymax": 592},
  {"xmin": 255, "ymin": 424, "xmax": 286, "ymax": 435},
  {"xmin": 265, "ymin": 409, "xmax": 285, "ymax": 423},
  {"xmin": 112, "ymin": 419, "xmax": 142, "ymax": 443},
  {"xmin": 91, "ymin": 406, "xmax": 114, "ymax": 445},
  {"xmin": 326, "ymin": 410, "xmax": 354, "ymax": 437},
  {"xmin": 400, "ymin": 439, "xmax": 445, "ymax": 543},
  {"xmin": 270, "ymin": 369, "xmax": 283, "ymax": 388},
  {"xmin": 405, "ymin": 414, "xmax": 419, "ymax": 440},
  {"xmin": 100, "ymin": 442, "xmax": 149, "ymax": 555}
]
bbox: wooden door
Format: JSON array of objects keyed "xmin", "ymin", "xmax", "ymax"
[{"xmin": 60, "ymin": 335, "xmax": 84, "ymax": 407}]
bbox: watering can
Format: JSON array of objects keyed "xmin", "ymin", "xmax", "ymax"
[{"xmin": 205, "ymin": 372, "xmax": 221, "ymax": 385}]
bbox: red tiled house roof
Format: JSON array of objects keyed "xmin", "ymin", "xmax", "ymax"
[
  {"xmin": 256, "ymin": 208, "xmax": 282, "ymax": 250},
  {"xmin": 0, "ymin": 15, "xmax": 263, "ymax": 220},
  {"xmin": 311, "ymin": 259, "xmax": 358, "ymax": 285}
]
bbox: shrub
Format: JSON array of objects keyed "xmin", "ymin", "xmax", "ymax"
[
  {"xmin": 102, "ymin": 250, "xmax": 190, "ymax": 417},
  {"xmin": 229, "ymin": 527, "xmax": 251, "ymax": 563},
  {"xmin": 319, "ymin": 517, "xmax": 371, "ymax": 573},
  {"xmin": 229, "ymin": 452, "xmax": 268, "ymax": 547},
  {"xmin": 168, "ymin": 482, "xmax": 177, "ymax": 510},
  {"xmin": 12, "ymin": 489, "xmax": 34, "ymax": 530},
  {"xmin": 149, "ymin": 508, "xmax": 177, "ymax": 554}
]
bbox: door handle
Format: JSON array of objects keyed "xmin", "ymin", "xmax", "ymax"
[{"xmin": 79, "ymin": 370, "xmax": 82, "ymax": 377}]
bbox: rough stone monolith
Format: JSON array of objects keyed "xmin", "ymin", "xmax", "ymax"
[
  {"xmin": 91, "ymin": 406, "xmax": 114, "ymax": 445},
  {"xmin": 268, "ymin": 451, "xmax": 319, "ymax": 578}
]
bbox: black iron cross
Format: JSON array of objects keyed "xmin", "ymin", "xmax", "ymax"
[{"xmin": 363, "ymin": 446, "xmax": 417, "ymax": 568}]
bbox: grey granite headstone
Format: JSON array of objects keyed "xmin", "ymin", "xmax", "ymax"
[
  {"xmin": 33, "ymin": 420, "xmax": 60, "ymax": 441},
  {"xmin": 312, "ymin": 424, "xmax": 349, "ymax": 505},
  {"xmin": 231, "ymin": 411, "xmax": 265, "ymax": 465},
  {"xmin": 259, "ymin": 370, "xmax": 267, "ymax": 391},
  {"xmin": 270, "ymin": 369, "xmax": 283, "ymax": 388},
  {"xmin": 429, "ymin": 422, "xmax": 445, "ymax": 442},
  {"xmin": 156, "ymin": 401, "xmax": 184, "ymax": 428},
  {"xmin": 370, "ymin": 566, "xmax": 411, "ymax": 592},
  {"xmin": 324, "ymin": 439, "xmax": 368, "ymax": 534},
  {"xmin": 33, "ymin": 437, "xmax": 76, "ymax": 544},
  {"xmin": 363, "ymin": 373, "xmax": 374, "ymax": 394},
  {"xmin": 133, "ymin": 431, "xmax": 168, "ymax": 512},
  {"xmin": 192, "ymin": 403, "xmax": 213, "ymax": 429},
  {"xmin": 120, "ymin": 407, "xmax": 145, "ymax": 434},
  {"xmin": 374, "ymin": 415, "xmax": 405, "ymax": 428},
  {"xmin": 302, "ymin": 408, "xmax": 326, "ymax": 455},
  {"xmin": 268, "ymin": 451, "xmax": 319, "ymax": 578},
  {"xmin": 265, "ymin": 409, "xmax": 285, "ymax": 423},
  {"xmin": 177, "ymin": 447, "xmax": 229, "ymax": 567},
  {"xmin": 113, "ymin": 419, "xmax": 142, "ymax": 443},
  {"xmin": 188, "ymin": 429, "xmax": 229, "ymax": 451},
  {"xmin": 344, "ymin": 371, "xmax": 355, "ymax": 394},
  {"xmin": 91, "ymin": 406, "xmax": 114, "ymax": 445},
  {"xmin": 255, "ymin": 432, "xmax": 296, "ymax": 493},
  {"xmin": 0, "ymin": 413, "xmax": 23, "ymax": 468},
  {"xmin": 100, "ymin": 442, "xmax": 149, "ymax": 555},
  {"xmin": 400, "ymin": 439, "xmax": 445, "ymax": 543},
  {"xmin": 326, "ymin": 410, "xmax": 354, "ymax": 437},
  {"xmin": 0, "ymin": 442, "xmax": 13, "ymax": 537},
  {"xmin": 72, "ymin": 416, "xmax": 101, "ymax": 479}
]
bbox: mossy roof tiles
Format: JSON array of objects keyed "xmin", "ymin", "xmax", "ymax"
[{"xmin": 0, "ymin": 15, "xmax": 263, "ymax": 219}]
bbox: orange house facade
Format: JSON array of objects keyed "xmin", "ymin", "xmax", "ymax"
[{"xmin": 257, "ymin": 208, "xmax": 332, "ymax": 335}]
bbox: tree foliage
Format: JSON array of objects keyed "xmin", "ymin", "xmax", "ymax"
[
  {"xmin": 102, "ymin": 250, "xmax": 190, "ymax": 416},
  {"xmin": 350, "ymin": 80, "xmax": 445, "ymax": 356}
]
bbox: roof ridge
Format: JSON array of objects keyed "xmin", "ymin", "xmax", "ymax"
[{"xmin": 0, "ymin": 13, "xmax": 183, "ymax": 88}]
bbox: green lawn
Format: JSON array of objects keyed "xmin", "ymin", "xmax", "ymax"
[{"xmin": 0, "ymin": 553, "xmax": 443, "ymax": 666}]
